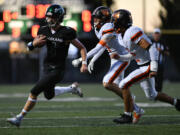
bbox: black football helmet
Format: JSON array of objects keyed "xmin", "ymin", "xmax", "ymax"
[
  {"xmin": 92, "ymin": 6, "xmax": 112, "ymax": 31},
  {"xmin": 45, "ymin": 4, "xmax": 65, "ymax": 28},
  {"xmin": 111, "ymin": 9, "xmax": 132, "ymax": 33}
]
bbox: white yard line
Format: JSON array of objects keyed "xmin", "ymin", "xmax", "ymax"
[
  {"xmin": 1, "ymin": 115, "xmax": 180, "ymax": 128},
  {"xmin": 1, "ymin": 115, "xmax": 180, "ymax": 120},
  {"xmin": 0, "ymin": 93, "xmax": 28, "ymax": 98},
  {"xmin": 0, "ymin": 94, "xmax": 176, "ymax": 107},
  {"xmin": 114, "ymin": 103, "xmax": 172, "ymax": 107},
  {"xmin": 1, "ymin": 122, "xmax": 180, "ymax": 129},
  {"xmin": 0, "ymin": 93, "xmax": 117, "ymax": 102},
  {"xmin": 39, "ymin": 97, "xmax": 117, "ymax": 102}
]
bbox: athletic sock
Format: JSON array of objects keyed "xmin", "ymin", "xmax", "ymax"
[
  {"xmin": 54, "ymin": 86, "xmax": 74, "ymax": 96},
  {"xmin": 16, "ymin": 109, "xmax": 27, "ymax": 120},
  {"xmin": 133, "ymin": 103, "xmax": 141, "ymax": 113},
  {"xmin": 124, "ymin": 112, "xmax": 132, "ymax": 116},
  {"xmin": 173, "ymin": 98, "xmax": 177, "ymax": 106}
]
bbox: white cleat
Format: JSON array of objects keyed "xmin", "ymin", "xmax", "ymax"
[
  {"xmin": 71, "ymin": 82, "xmax": 83, "ymax": 97},
  {"xmin": 133, "ymin": 108, "xmax": 145, "ymax": 124},
  {"xmin": 7, "ymin": 116, "xmax": 21, "ymax": 127}
]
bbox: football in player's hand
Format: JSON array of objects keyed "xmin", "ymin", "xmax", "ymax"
[{"xmin": 33, "ymin": 34, "xmax": 47, "ymax": 48}]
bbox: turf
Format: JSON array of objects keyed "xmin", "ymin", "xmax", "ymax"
[{"xmin": 0, "ymin": 82, "xmax": 180, "ymax": 135}]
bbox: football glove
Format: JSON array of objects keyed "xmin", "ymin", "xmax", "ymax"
[{"xmin": 88, "ymin": 60, "xmax": 94, "ymax": 74}]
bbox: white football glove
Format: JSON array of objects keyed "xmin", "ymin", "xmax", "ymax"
[
  {"xmin": 72, "ymin": 58, "xmax": 81, "ymax": 67},
  {"xmin": 88, "ymin": 60, "xmax": 95, "ymax": 74}
]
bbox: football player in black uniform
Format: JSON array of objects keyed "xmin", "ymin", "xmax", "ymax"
[{"xmin": 7, "ymin": 4, "xmax": 88, "ymax": 127}]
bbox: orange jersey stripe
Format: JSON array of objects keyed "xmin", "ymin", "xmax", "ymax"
[
  {"xmin": 136, "ymin": 59, "xmax": 140, "ymax": 63},
  {"xmin": 99, "ymin": 40, "xmax": 112, "ymax": 52},
  {"xmin": 108, "ymin": 62, "xmax": 128, "ymax": 83},
  {"xmin": 123, "ymin": 66, "xmax": 150, "ymax": 89},
  {"xmin": 131, "ymin": 31, "xmax": 143, "ymax": 42},
  {"xmin": 102, "ymin": 28, "xmax": 114, "ymax": 35},
  {"xmin": 99, "ymin": 40, "xmax": 106, "ymax": 46}
]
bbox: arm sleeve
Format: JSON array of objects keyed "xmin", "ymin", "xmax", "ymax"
[
  {"xmin": 149, "ymin": 44, "xmax": 158, "ymax": 72},
  {"xmin": 90, "ymin": 47, "xmax": 106, "ymax": 63},
  {"xmin": 149, "ymin": 44, "xmax": 158, "ymax": 61},
  {"xmin": 87, "ymin": 33, "xmax": 114, "ymax": 59},
  {"xmin": 86, "ymin": 44, "xmax": 104, "ymax": 59},
  {"xmin": 118, "ymin": 53, "xmax": 134, "ymax": 61}
]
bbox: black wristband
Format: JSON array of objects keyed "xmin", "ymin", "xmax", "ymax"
[{"xmin": 27, "ymin": 42, "xmax": 34, "ymax": 51}]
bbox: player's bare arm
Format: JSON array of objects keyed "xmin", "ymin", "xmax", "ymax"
[{"xmin": 71, "ymin": 38, "xmax": 88, "ymax": 73}]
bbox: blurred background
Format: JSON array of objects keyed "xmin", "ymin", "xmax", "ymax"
[{"xmin": 0, "ymin": 0, "xmax": 179, "ymax": 84}]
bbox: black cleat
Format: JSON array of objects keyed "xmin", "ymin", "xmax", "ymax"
[
  {"xmin": 113, "ymin": 114, "xmax": 133, "ymax": 124},
  {"xmin": 175, "ymin": 99, "xmax": 180, "ymax": 111}
]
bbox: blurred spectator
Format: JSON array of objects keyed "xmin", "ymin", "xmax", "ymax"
[{"xmin": 151, "ymin": 28, "xmax": 170, "ymax": 92}]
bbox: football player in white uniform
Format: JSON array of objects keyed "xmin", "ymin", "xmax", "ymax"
[
  {"xmin": 111, "ymin": 9, "xmax": 180, "ymax": 124},
  {"xmin": 72, "ymin": 6, "xmax": 144, "ymax": 123}
]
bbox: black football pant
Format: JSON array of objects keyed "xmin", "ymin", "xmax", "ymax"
[{"xmin": 31, "ymin": 66, "xmax": 64, "ymax": 100}]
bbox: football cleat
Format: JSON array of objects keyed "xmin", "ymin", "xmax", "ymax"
[
  {"xmin": 133, "ymin": 108, "xmax": 145, "ymax": 124},
  {"xmin": 7, "ymin": 116, "xmax": 21, "ymax": 127},
  {"xmin": 113, "ymin": 114, "xmax": 132, "ymax": 124},
  {"xmin": 71, "ymin": 82, "xmax": 83, "ymax": 97},
  {"xmin": 175, "ymin": 99, "xmax": 180, "ymax": 111}
]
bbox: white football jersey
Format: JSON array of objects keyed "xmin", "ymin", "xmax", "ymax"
[
  {"xmin": 95, "ymin": 23, "xmax": 128, "ymax": 55},
  {"xmin": 122, "ymin": 26, "xmax": 152, "ymax": 65}
]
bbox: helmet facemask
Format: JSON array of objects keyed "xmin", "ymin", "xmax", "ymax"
[
  {"xmin": 92, "ymin": 7, "xmax": 112, "ymax": 31},
  {"xmin": 92, "ymin": 17, "xmax": 103, "ymax": 31},
  {"xmin": 46, "ymin": 15, "xmax": 63, "ymax": 28}
]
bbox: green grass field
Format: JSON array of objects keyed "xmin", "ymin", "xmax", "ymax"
[{"xmin": 0, "ymin": 82, "xmax": 180, "ymax": 135}]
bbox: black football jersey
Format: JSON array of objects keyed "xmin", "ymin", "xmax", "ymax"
[{"xmin": 37, "ymin": 25, "xmax": 77, "ymax": 69}]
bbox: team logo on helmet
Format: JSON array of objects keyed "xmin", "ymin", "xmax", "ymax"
[
  {"xmin": 111, "ymin": 9, "xmax": 132, "ymax": 33},
  {"xmin": 45, "ymin": 4, "xmax": 65, "ymax": 28},
  {"xmin": 54, "ymin": 8, "xmax": 60, "ymax": 13}
]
